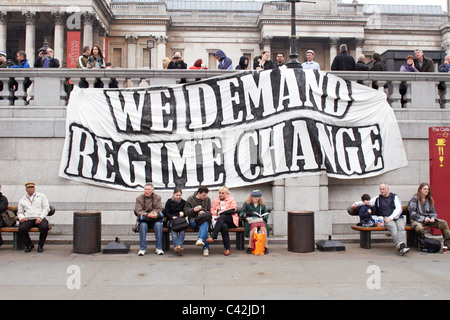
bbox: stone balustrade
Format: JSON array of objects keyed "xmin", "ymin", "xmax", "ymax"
[{"xmin": 0, "ymin": 69, "xmax": 449, "ymax": 109}]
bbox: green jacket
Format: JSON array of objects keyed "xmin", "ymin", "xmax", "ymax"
[{"xmin": 239, "ymin": 202, "xmax": 270, "ymax": 238}]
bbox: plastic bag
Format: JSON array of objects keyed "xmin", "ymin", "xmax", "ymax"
[{"xmin": 251, "ymin": 230, "xmax": 266, "ymax": 255}]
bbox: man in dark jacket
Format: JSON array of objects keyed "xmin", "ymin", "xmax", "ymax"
[
  {"xmin": 371, "ymin": 53, "xmax": 387, "ymax": 89},
  {"xmin": 371, "ymin": 53, "xmax": 386, "ymax": 71},
  {"xmin": 331, "ymin": 44, "xmax": 356, "ymax": 71},
  {"xmin": 167, "ymin": 52, "xmax": 187, "ymax": 83},
  {"xmin": 0, "ymin": 185, "xmax": 9, "ymax": 246},
  {"xmin": 356, "ymin": 54, "xmax": 369, "ymax": 71},
  {"xmin": 414, "ymin": 49, "xmax": 434, "ymax": 72},
  {"xmin": 34, "ymin": 48, "xmax": 60, "ymax": 68}
]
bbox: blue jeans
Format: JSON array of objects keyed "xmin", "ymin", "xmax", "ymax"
[
  {"xmin": 171, "ymin": 230, "xmax": 186, "ymax": 248},
  {"xmin": 189, "ymin": 218, "xmax": 209, "ymax": 249},
  {"xmin": 138, "ymin": 220, "xmax": 162, "ymax": 250}
]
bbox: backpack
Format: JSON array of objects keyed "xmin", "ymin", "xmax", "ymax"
[
  {"xmin": 419, "ymin": 237, "xmax": 441, "ymax": 253},
  {"xmin": 1, "ymin": 210, "xmax": 18, "ymax": 227}
]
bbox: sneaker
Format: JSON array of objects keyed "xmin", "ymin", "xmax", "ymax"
[
  {"xmin": 195, "ymin": 239, "xmax": 205, "ymax": 247},
  {"xmin": 156, "ymin": 248, "xmax": 164, "ymax": 255},
  {"xmin": 399, "ymin": 247, "xmax": 410, "ymax": 256},
  {"xmin": 203, "ymin": 248, "xmax": 209, "ymax": 256},
  {"xmin": 138, "ymin": 249, "xmax": 146, "ymax": 256},
  {"xmin": 396, "ymin": 242, "xmax": 406, "ymax": 251}
]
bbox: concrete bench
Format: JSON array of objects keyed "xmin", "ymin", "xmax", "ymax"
[
  {"xmin": 348, "ymin": 204, "xmax": 427, "ymax": 249},
  {"xmin": 1, "ymin": 205, "xmax": 55, "ymax": 251}
]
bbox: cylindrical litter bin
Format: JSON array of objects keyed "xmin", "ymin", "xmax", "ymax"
[
  {"xmin": 73, "ymin": 211, "xmax": 101, "ymax": 254},
  {"xmin": 288, "ymin": 211, "xmax": 314, "ymax": 252}
]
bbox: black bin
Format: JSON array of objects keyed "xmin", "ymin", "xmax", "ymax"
[
  {"xmin": 73, "ymin": 211, "xmax": 101, "ymax": 254},
  {"xmin": 287, "ymin": 211, "xmax": 314, "ymax": 252}
]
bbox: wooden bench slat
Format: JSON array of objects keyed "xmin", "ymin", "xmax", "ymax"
[
  {"xmin": 0, "ymin": 226, "xmax": 52, "ymax": 232},
  {"xmin": 351, "ymin": 225, "xmax": 415, "ymax": 232}
]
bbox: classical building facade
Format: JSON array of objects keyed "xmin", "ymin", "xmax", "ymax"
[{"xmin": 1, "ymin": 0, "xmax": 450, "ymax": 69}]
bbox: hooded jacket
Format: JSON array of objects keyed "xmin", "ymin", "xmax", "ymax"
[{"xmin": 214, "ymin": 50, "xmax": 233, "ymax": 70}]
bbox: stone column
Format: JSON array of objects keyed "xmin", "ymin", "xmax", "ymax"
[
  {"xmin": 82, "ymin": 12, "xmax": 95, "ymax": 49},
  {"xmin": 0, "ymin": 11, "xmax": 8, "ymax": 54},
  {"xmin": 23, "ymin": 11, "xmax": 39, "ymax": 67},
  {"xmin": 355, "ymin": 38, "xmax": 365, "ymax": 59},
  {"xmin": 126, "ymin": 35, "xmax": 138, "ymax": 69},
  {"xmin": 52, "ymin": 11, "xmax": 65, "ymax": 65},
  {"xmin": 156, "ymin": 35, "xmax": 168, "ymax": 68},
  {"xmin": 328, "ymin": 37, "xmax": 339, "ymax": 68},
  {"xmin": 283, "ymin": 173, "xmax": 330, "ymax": 239},
  {"xmin": 271, "ymin": 179, "xmax": 286, "ymax": 236},
  {"xmin": 93, "ymin": 21, "xmax": 100, "ymax": 47},
  {"xmin": 259, "ymin": 36, "xmax": 272, "ymax": 53}
]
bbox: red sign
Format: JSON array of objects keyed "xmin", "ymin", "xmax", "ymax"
[
  {"xmin": 429, "ymin": 127, "xmax": 450, "ymax": 235},
  {"xmin": 67, "ymin": 31, "xmax": 81, "ymax": 69},
  {"xmin": 104, "ymin": 35, "xmax": 108, "ymax": 63}
]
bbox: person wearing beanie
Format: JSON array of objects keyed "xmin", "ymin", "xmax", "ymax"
[
  {"xmin": 239, "ymin": 190, "xmax": 270, "ymax": 254},
  {"xmin": 0, "ymin": 51, "xmax": 15, "ymax": 68}
]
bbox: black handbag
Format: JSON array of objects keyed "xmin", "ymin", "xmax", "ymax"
[
  {"xmin": 194, "ymin": 212, "xmax": 212, "ymax": 225},
  {"xmin": 167, "ymin": 217, "xmax": 189, "ymax": 232}
]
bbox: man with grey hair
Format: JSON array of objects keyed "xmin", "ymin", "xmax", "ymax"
[
  {"xmin": 413, "ymin": 49, "xmax": 434, "ymax": 72},
  {"xmin": 134, "ymin": 183, "xmax": 164, "ymax": 256},
  {"xmin": 352, "ymin": 182, "xmax": 410, "ymax": 256},
  {"xmin": 356, "ymin": 54, "xmax": 369, "ymax": 71},
  {"xmin": 331, "ymin": 44, "xmax": 356, "ymax": 71}
]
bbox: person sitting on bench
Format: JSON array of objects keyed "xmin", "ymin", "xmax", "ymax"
[
  {"xmin": 17, "ymin": 182, "xmax": 50, "ymax": 253},
  {"xmin": 207, "ymin": 186, "xmax": 238, "ymax": 256},
  {"xmin": 408, "ymin": 182, "xmax": 450, "ymax": 248},
  {"xmin": 135, "ymin": 183, "xmax": 164, "ymax": 256},
  {"xmin": 352, "ymin": 182, "xmax": 410, "ymax": 256}
]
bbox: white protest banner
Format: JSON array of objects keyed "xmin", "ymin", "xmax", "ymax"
[{"xmin": 59, "ymin": 69, "xmax": 407, "ymax": 190}]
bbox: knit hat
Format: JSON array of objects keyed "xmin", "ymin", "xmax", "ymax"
[
  {"xmin": 0, "ymin": 51, "xmax": 6, "ymax": 58},
  {"xmin": 251, "ymin": 190, "xmax": 262, "ymax": 197}
]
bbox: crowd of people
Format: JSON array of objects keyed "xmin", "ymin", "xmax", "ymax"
[
  {"xmin": 134, "ymin": 183, "xmax": 270, "ymax": 257},
  {"xmin": 2, "ymin": 180, "xmax": 447, "ymax": 257},
  {"xmin": 1, "ymin": 43, "xmax": 450, "ymax": 73}
]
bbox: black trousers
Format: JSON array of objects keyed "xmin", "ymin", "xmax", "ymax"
[
  {"xmin": 0, "ymin": 216, "xmax": 4, "ymax": 240},
  {"xmin": 18, "ymin": 219, "xmax": 49, "ymax": 247},
  {"xmin": 211, "ymin": 214, "xmax": 235, "ymax": 250}
]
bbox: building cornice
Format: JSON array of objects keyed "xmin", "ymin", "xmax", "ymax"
[{"xmin": 365, "ymin": 28, "xmax": 441, "ymax": 36}]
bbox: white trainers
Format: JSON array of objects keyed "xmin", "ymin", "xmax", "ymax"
[
  {"xmin": 195, "ymin": 239, "xmax": 205, "ymax": 247},
  {"xmin": 399, "ymin": 247, "xmax": 410, "ymax": 256},
  {"xmin": 396, "ymin": 242, "xmax": 410, "ymax": 256},
  {"xmin": 203, "ymin": 248, "xmax": 209, "ymax": 256},
  {"xmin": 138, "ymin": 249, "xmax": 146, "ymax": 256},
  {"xmin": 156, "ymin": 248, "xmax": 164, "ymax": 255}
]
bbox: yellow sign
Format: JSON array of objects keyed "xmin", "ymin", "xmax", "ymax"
[{"xmin": 437, "ymin": 138, "xmax": 446, "ymax": 167}]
